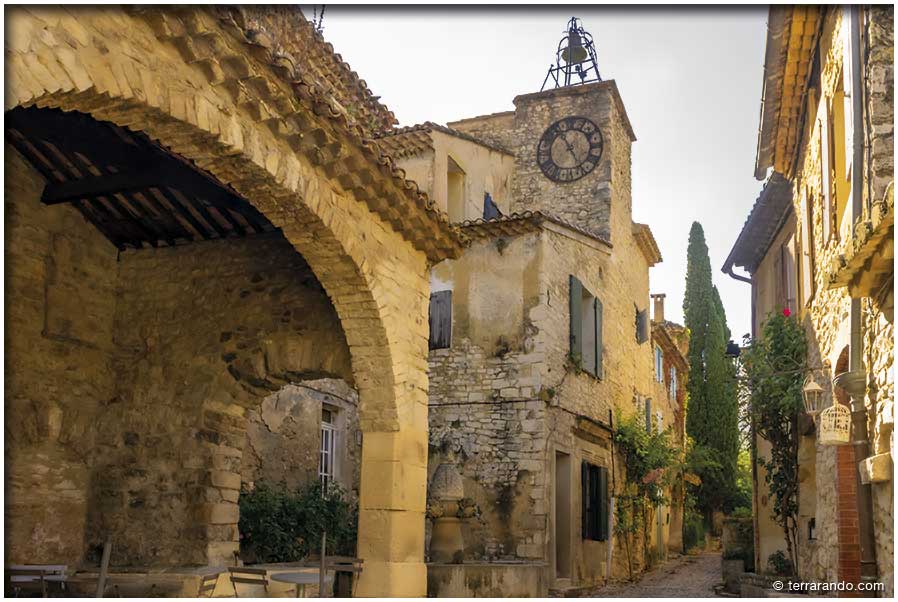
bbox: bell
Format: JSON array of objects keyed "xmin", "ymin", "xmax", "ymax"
[{"xmin": 561, "ymin": 29, "xmax": 588, "ymax": 64}]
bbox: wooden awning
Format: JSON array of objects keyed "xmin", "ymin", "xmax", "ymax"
[{"xmin": 6, "ymin": 106, "xmax": 277, "ymax": 251}]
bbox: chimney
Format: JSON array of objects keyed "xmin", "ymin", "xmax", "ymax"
[{"xmin": 651, "ymin": 293, "xmax": 666, "ymax": 323}]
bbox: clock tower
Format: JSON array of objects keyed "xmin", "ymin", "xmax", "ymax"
[
  {"xmin": 448, "ymin": 20, "xmax": 635, "ymax": 243},
  {"xmin": 509, "ymin": 80, "xmax": 635, "ymax": 242}
]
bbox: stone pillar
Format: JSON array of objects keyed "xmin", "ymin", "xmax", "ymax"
[{"xmin": 354, "ymin": 425, "xmax": 429, "ymax": 596}]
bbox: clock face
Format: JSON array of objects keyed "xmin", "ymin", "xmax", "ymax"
[{"xmin": 536, "ymin": 116, "xmax": 604, "ymax": 183}]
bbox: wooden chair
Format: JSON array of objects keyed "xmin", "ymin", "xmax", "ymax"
[
  {"xmin": 325, "ymin": 557, "xmax": 363, "ymax": 598},
  {"xmin": 228, "ymin": 567, "xmax": 268, "ymax": 597},
  {"xmin": 6, "ymin": 565, "xmax": 67, "ymax": 597},
  {"xmin": 197, "ymin": 572, "xmax": 221, "ymax": 597}
]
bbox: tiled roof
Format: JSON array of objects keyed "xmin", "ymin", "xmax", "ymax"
[
  {"xmin": 460, "ymin": 211, "xmax": 612, "ymax": 248},
  {"xmin": 230, "ymin": 6, "xmax": 398, "ymax": 137},
  {"xmin": 375, "ymin": 122, "xmax": 514, "ymax": 159},
  {"xmin": 633, "ymin": 223, "xmax": 662, "ymax": 266},
  {"xmin": 191, "ymin": 6, "xmax": 468, "ymax": 260},
  {"xmin": 755, "ymin": 6, "xmax": 822, "ymax": 180},
  {"xmin": 723, "ymin": 173, "xmax": 794, "ymax": 274}
]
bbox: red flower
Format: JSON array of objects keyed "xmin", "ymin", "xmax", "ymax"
[{"xmin": 782, "ymin": 308, "xmax": 792, "ymax": 317}]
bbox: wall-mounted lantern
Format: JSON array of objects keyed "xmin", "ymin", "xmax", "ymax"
[{"xmin": 802, "ymin": 377, "xmax": 824, "ymax": 416}]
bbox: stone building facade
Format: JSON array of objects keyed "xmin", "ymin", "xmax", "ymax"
[
  {"xmin": 724, "ymin": 5, "xmax": 893, "ymax": 596},
  {"xmin": 648, "ymin": 295, "xmax": 690, "ymax": 558},
  {"xmin": 4, "ymin": 6, "xmax": 464, "ymax": 597},
  {"xmin": 380, "ymin": 80, "xmax": 665, "ymax": 594},
  {"xmin": 241, "ymin": 380, "xmax": 361, "ymax": 496}
]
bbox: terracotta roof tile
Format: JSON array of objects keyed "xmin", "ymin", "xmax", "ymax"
[
  {"xmin": 375, "ymin": 121, "xmax": 514, "ymax": 159},
  {"xmin": 460, "ymin": 211, "xmax": 612, "ymax": 248}
]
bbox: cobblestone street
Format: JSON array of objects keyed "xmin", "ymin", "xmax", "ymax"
[{"xmin": 587, "ymin": 552, "xmax": 722, "ymax": 598}]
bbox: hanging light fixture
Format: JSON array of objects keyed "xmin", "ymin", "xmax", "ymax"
[{"xmin": 802, "ymin": 376, "xmax": 824, "ymax": 416}]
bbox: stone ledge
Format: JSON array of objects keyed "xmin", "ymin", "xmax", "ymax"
[{"xmin": 859, "ymin": 452, "xmax": 893, "ymax": 484}]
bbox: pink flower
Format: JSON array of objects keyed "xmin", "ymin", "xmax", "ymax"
[{"xmin": 782, "ymin": 308, "xmax": 792, "ymax": 317}]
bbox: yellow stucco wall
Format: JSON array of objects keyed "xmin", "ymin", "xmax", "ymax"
[{"xmin": 395, "ymin": 131, "xmax": 515, "ymax": 222}]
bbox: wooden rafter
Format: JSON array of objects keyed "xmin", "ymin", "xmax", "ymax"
[{"xmin": 6, "ymin": 106, "xmax": 277, "ymax": 250}]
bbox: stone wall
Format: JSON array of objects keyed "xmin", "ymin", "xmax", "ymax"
[
  {"xmin": 760, "ymin": 6, "xmax": 894, "ymax": 594},
  {"xmin": 94, "ymin": 230, "xmax": 351, "ymax": 567},
  {"xmin": 241, "ymin": 379, "xmax": 360, "ymax": 495},
  {"xmin": 427, "ymin": 249, "xmax": 547, "ymax": 560},
  {"xmin": 5, "ymin": 142, "xmax": 357, "ymax": 567},
  {"xmin": 5, "ymin": 146, "xmax": 119, "ymax": 566},
  {"xmin": 427, "ymin": 222, "xmax": 655, "ymax": 587},
  {"xmin": 448, "ymin": 111, "xmax": 517, "ymax": 154},
  {"xmin": 865, "ymin": 5, "xmax": 894, "ymax": 207}
]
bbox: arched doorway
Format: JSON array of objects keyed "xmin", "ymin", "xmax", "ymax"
[{"xmin": 5, "ymin": 6, "xmax": 462, "ymax": 595}]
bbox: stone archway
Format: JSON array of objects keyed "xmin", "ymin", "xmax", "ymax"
[{"xmin": 5, "ymin": 6, "xmax": 461, "ymax": 596}]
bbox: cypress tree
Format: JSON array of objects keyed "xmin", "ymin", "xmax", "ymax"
[{"xmin": 683, "ymin": 222, "xmax": 739, "ymax": 513}]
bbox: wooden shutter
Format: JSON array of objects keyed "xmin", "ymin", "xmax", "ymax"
[
  {"xmin": 800, "ymin": 189, "xmax": 816, "ymax": 306},
  {"xmin": 587, "ymin": 465, "xmax": 596, "ymax": 539},
  {"xmin": 598, "ymin": 466, "xmax": 609, "ymax": 541},
  {"xmin": 645, "ymin": 398, "xmax": 652, "ymax": 433},
  {"xmin": 594, "ymin": 298, "xmax": 604, "ymax": 379},
  {"xmin": 428, "ymin": 290, "xmax": 452, "ymax": 350},
  {"xmin": 581, "ymin": 461, "xmax": 589, "ymax": 539},
  {"xmin": 636, "ymin": 309, "xmax": 649, "ymax": 344},
  {"xmin": 820, "ymin": 105, "xmax": 833, "ymax": 241},
  {"xmin": 570, "ymin": 276, "xmax": 583, "ymax": 361}
]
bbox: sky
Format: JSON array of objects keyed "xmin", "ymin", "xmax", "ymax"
[{"xmin": 307, "ymin": 6, "xmax": 769, "ymax": 339}]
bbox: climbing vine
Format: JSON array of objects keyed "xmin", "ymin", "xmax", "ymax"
[
  {"xmin": 740, "ymin": 310, "xmax": 807, "ymax": 575},
  {"xmin": 613, "ymin": 410, "xmax": 681, "ymax": 577}
]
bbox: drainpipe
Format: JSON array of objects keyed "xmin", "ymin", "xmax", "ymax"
[
  {"xmin": 722, "ymin": 262, "xmax": 756, "ymax": 570},
  {"xmin": 833, "ymin": 4, "xmax": 878, "ymax": 585}
]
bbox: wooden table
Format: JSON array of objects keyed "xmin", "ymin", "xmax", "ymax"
[{"xmin": 270, "ymin": 571, "xmax": 333, "ymax": 598}]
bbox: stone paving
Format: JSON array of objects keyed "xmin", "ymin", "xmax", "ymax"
[{"xmin": 586, "ymin": 552, "xmax": 723, "ymax": 598}]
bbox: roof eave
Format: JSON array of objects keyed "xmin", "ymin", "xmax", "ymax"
[{"xmin": 755, "ymin": 6, "xmax": 791, "ymax": 181}]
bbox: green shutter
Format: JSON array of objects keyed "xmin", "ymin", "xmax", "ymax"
[
  {"xmin": 595, "ymin": 297, "xmax": 604, "ymax": 379},
  {"xmin": 598, "ymin": 466, "xmax": 609, "ymax": 541},
  {"xmin": 581, "ymin": 461, "xmax": 589, "ymax": 539},
  {"xmin": 570, "ymin": 275, "xmax": 583, "ymax": 362}
]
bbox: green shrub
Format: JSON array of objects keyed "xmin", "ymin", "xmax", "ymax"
[
  {"xmin": 730, "ymin": 506, "xmax": 752, "ymax": 519},
  {"xmin": 767, "ymin": 550, "xmax": 793, "ymax": 576},
  {"xmin": 722, "ymin": 547, "xmax": 746, "ymax": 561},
  {"xmin": 683, "ymin": 510, "xmax": 706, "ymax": 552},
  {"xmin": 238, "ymin": 481, "xmax": 357, "ymax": 564}
]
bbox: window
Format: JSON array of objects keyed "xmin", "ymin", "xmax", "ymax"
[
  {"xmin": 429, "ymin": 290, "xmax": 452, "ymax": 350},
  {"xmin": 581, "ymin": 462, "xmax": 609, "ymax": 541},
  {"xmin": 319, "ymin": 408, "xmax": 336, "ymax": 487},
  {"xmin": 447, "ymin": 155, "xmax": 466, "ymax": 222},
  {"xmin": 569, "ymin": 275, "xmax": 603, "ymax": 378},
  {"xmin": 669, "ymin": 366, "xmax": 677, "ymax": 399},
  {"xmin": 799, "ymin": 188, "xmax": 816, "ymax": 307},
  {"xmin": 831, "ymin": 82, "xmax": 851, "ymax": 239},
  {"xmin": 635, "ymin": 307, "xmax": 649, "ymax": 344},
  {"xmin": 780, "ymin": 235, "xmax": 797, "ymax": 312},
  {"xmin": 654, "ymin": 346, "xmax": 664, "ymax": 383}
]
